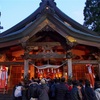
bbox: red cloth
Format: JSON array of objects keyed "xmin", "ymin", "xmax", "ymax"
[
  {"xmin": 66, "ymin": 84, "xmax": 72, "ymax": 91},
  {"xmin": 0, "ymin": 66, "xmax": 7, "ymax": 88}
]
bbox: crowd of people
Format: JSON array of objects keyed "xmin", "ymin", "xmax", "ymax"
[{"xmin": 12, "ymin": 77, "xmax": 100, "ymax": 100}]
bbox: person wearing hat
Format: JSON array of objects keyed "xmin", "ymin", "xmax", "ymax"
[{"xmin": 39, "ymin": 78, "xmax": 49, "ymax": 100}]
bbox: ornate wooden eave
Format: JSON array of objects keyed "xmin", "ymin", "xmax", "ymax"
[
  {"xmin": 49, "ymin": 0, "xmax": 99, "ymax": 36},
  {"xmin": 26, "ymin": 42, "xmax": 61, "ymax": 46},
  {"xmin": 0, "ymin": 0, "xmax": 100, "ymax": 49},
  {"xmin": 28, "ymin": 53, "xmax": 66, "ymax": 59}
]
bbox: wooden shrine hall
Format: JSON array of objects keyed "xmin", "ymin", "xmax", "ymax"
[{"xmin": 0, "ymin": 0, "xmax": 100, "ymax": 88}]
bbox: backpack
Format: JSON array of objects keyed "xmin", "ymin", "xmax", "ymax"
[
  {"xmin": 14, "ymin": 86, "xmax": 22, "ymax": 97},
  {"xmin": 95, "ymin": 88, "xmax": 100, "ymax": 100}
]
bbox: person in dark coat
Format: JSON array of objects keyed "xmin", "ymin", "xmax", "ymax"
[
  {"xmin": 70, "ymin": 80, "xmax": 83, "ymax": 100},
  {"xmin": 39, "ymin": 78, "xmax": 49, "ymax": 100},
  {"xmin": 22, "ymin": 82, "xmax": 29, "ymax": 100},
  {"xmin": 84, "ymin": 80, "xmax": 97, "ymax": 100},
  {"xmin": 55, "ymin": 77, "xmax": 68, "ymax": 100},
  {"xmin": 79, "ymin": 79, "xmax": 86, "ymax": 100},
  {"xmin": 49, "ymin": 79, "xmax": 56, "ymax": 100},
  {"xmin": 28, "ymin": 81, "xmax": 41, "ymax": 100}
]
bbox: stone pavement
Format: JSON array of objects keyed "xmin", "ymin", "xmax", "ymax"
[{"xmin": 0, "ymin": 93, "xmax": 12, "ymax": 100}]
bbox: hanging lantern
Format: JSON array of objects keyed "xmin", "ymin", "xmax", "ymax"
[
  {"xmin": 43, "ymin": 69, "xmax": 44, "ymax": 72},
  {"xmin": 58, "ymin": 69, "xmax": 59, "ymax": 73},
  {"xmin": 54, "ymin": 69, "xmax": 56, "ymax": 73},
  {"xmin": 47, "ymin": 68, "xmax": 49, "ymax": 72},
  {"xmin": 51, "ymin": 68, "xmax": 53, "ymax": 73},
  {"xmin": 38, "ymin": 69, "xmax": 40, "ymax": 73},
  {"xmin": 41, "ymin": 70, "xmax": 43, "ymax": 74}
]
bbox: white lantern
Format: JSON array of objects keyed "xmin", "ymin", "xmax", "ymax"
[
  {"xmin": 51, "ymin": 68, "xmax": 53, "ymax": 73},
  {"xmin": 47, "ymin": 68, "xmax": 49, "ymax": 72},
  {"xmin": 58, "ymin": 69, "xmax": 59, "ymax": 72}
]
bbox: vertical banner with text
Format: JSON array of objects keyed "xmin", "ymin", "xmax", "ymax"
[
  {"xmin": 86, "ymin": 64, "xmax": 95, "ymax": 87},
  {"xmin": 0, "ymin": 66, "xmax": 8, "ymax": 88}
]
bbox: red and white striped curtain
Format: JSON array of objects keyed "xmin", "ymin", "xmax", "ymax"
[
  {"xmin": 86, "ymin": 64, "xmax": 95, "ymax": 87},
  {"xmin": 0, "ymin": 66, "xmax": 8, "ymax": 88}
]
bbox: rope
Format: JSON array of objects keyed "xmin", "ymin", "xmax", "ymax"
[{"xmin": 29, "ymin": 60, "xmax": 67, "ymax": 69}]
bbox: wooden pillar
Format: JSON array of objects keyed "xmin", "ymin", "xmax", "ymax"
[
  {"xmin": 98, "ymin": 64, "xmax": 100, "ymax": 80},
  {"xmin": 24, "ymin": 59, "xmax": 29, "ymax": 78},
  {"xmin": 68, "ymin": 59, "xmax": 72, "ymax": 78}
]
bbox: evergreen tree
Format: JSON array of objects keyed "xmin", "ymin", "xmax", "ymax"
[{"xmin": 83, "ymin": 0, "xmax": 100, "ymax": 33}]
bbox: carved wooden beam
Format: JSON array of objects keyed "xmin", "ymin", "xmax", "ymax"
[
  {"xmin": 26, "ymin": 42, "xmax": 61, "ymax": 46},
  {"xmin": 29, "ymin": 53, "xmax": 66, "ymax": 59},
  {"xmin": 0, "ymin": 62, "xmax": 24, "ymax": 65},
  {"xmin": 0, "ymin": 60, "xmax": 99, "ymax": 66},
  {"xmin": 72, "ymin": 60, "xmax": 100, "ymax": 64},
  {"xmin": 25, "ymin": 42, "xmax": 62, "ymax": 52}
]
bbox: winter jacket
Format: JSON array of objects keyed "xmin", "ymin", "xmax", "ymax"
[
  {"xmin": 28, "ymin": 82, "xmax": 41, "ymax": 100},
  {"xmin": 70, "ymin": 86, "xmax": 82, "ymax": 100},
  {"xmin": 39, "ymin": 84, "xmax": 49, "ymax": 100},
  {"xmin": 55, "ymin": 82, "xmax": 68, "ymax": 100},
  {"xmin": 84, "ymin": 86, "xmax": 97, "ymax": 100},
  {"xmin": 94, "ymin": 88, "xmax": 100, "ymax": 100}
]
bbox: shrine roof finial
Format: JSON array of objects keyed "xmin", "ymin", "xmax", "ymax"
[
  {"xmin": 40, "ymin": 0, "xmax": 56, "ymax": 5},
  {"xmin": 41, "ymin": 0, "xmax": 55, "ymax": 2}
]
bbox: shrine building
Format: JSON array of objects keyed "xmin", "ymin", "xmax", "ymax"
[{"xmin": 0, "ymin": 0, "xmax": 100, "ymax": 88}]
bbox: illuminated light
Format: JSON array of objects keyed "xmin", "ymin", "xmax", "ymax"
[
  {"xmin": 22, "ymin": 70, "xmax": 24, "ymax": 73},
  {"xmin": 65, "ymin": 72, "xmax": 67, "ymax": 76},
  {"xmin": 51, "ymin": 68, "xmax": 53, "ymax": 73},
  {"xmin": 29, "ymin": 52, "xmax": 33, "ymax": 54},
  {"xmin": 56, "ymin": 74, "xmax": 58, "ymax": 77},
  {"xmin": 34, "ymin": 46, "xmax": 38, "ymax": 50},
  {"xmin": 64, "ymin": 21, "xmax": 71, "ymax": 26},
  {"xmin": 57, "ymin": 69, "xmax": 59, "ymax": 72},
  {"xmin": 58, "ymin": 73, "xmax": 62, "ymax": 78},
  {"xmin": 40, "ymin": 75, "xmax": 43, "ymax": 79},
  {"xmin": 54, "ymin": 69, "xmax": 56, "ymax": 73},
  {"xmin": 46, "ymin": 7, "xmax": 49, "ymax": 9},
  {"xmin": 47, "ymin": 69, "xmax": 49, "ymax": 72},
  {"xmin": 13, "ymin": 57, "xmax": 16, "ymax": 61},
  {"xmin": 6, "ymin": 67, "xmax": 8, "ymax": 71},
  {"xmin": 67, "ymin": 36, "xmax": 76, "ymax": 42},
  {"xmin": 21, "ymin": 76, "xmax": 23, "ymax": 79},
  {"xmin": 41, "ymin": 70, "xmax": 43, "ymax": 74},
  {"xmin": 38, "ymin": 69, "xmax": 40, "ymax": 73}
]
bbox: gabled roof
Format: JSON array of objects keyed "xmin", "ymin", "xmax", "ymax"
[{"xmin": 0, "ymin": 0, "xmax": 100, "ymax": 48}]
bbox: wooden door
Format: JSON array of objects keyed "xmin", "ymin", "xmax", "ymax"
[{"xmin": 10, "ymin": 66, "xmax": 23, "ymax": 87}]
